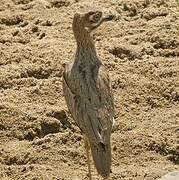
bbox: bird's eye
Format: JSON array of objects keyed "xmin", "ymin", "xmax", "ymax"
[
  {"xmin": 89, "ymin": 12, "xmax": 102, "ymax": 24},
  {"xmin": 94, "ymin": 12, "xmax": 102, "ymax": 21},
  {"xmin": 93, "ymin": 13, "xmax": 100, "ymax": 21}
]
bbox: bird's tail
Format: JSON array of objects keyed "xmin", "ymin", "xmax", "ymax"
[{"xmin": 90, "ymin": 142, "xmax": 111, "ymax": 178}]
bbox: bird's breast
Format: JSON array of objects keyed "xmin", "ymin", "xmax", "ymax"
[{"xmin": 66, "ymin": 63, "xmax": 101, "ymax": 105}]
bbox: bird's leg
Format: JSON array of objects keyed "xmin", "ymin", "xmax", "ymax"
[{"xmin": 84, "ymin": 137, "xmax": 92, "ymax": 180}]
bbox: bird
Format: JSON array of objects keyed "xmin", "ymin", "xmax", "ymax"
[{"xmin": 62, "ymin": 9, "xmax": 114, "ymax": 180}]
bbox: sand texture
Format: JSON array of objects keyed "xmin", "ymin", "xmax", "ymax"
[{"xmin": 0, "ymin": 0, "xmax": 179, "ymax": 179}]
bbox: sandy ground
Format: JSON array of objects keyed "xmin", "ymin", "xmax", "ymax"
[{"xmin": 0, "ymin": 0, "xmax": 179, "ymax": 179}]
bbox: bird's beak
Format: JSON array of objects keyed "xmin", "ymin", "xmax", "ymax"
[{"xmin": 102, "ymin": 14, "xmax": 115, "ymax": 22}]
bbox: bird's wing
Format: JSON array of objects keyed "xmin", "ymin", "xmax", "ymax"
[
  {"xmin": 95, "ymin": 65, "xmax": 114, "ymax": 144},
  {"xmin": 62, "ymin": 65, "xmax": 114, "ymax": 146}
]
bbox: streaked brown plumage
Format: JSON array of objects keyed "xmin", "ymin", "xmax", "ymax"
[{"xmin": 62, "ymin": 10, "xmax": 114, "ymax": 179}]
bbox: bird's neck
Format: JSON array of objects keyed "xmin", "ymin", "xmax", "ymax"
[{"xmin": 74, "ymin": 32, "xmax": 102, "ymax": 66}]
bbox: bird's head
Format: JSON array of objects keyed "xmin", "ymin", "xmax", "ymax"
[{"xmin": 73, "ymin": 10, "xmax": 114, "ymax": 34}]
